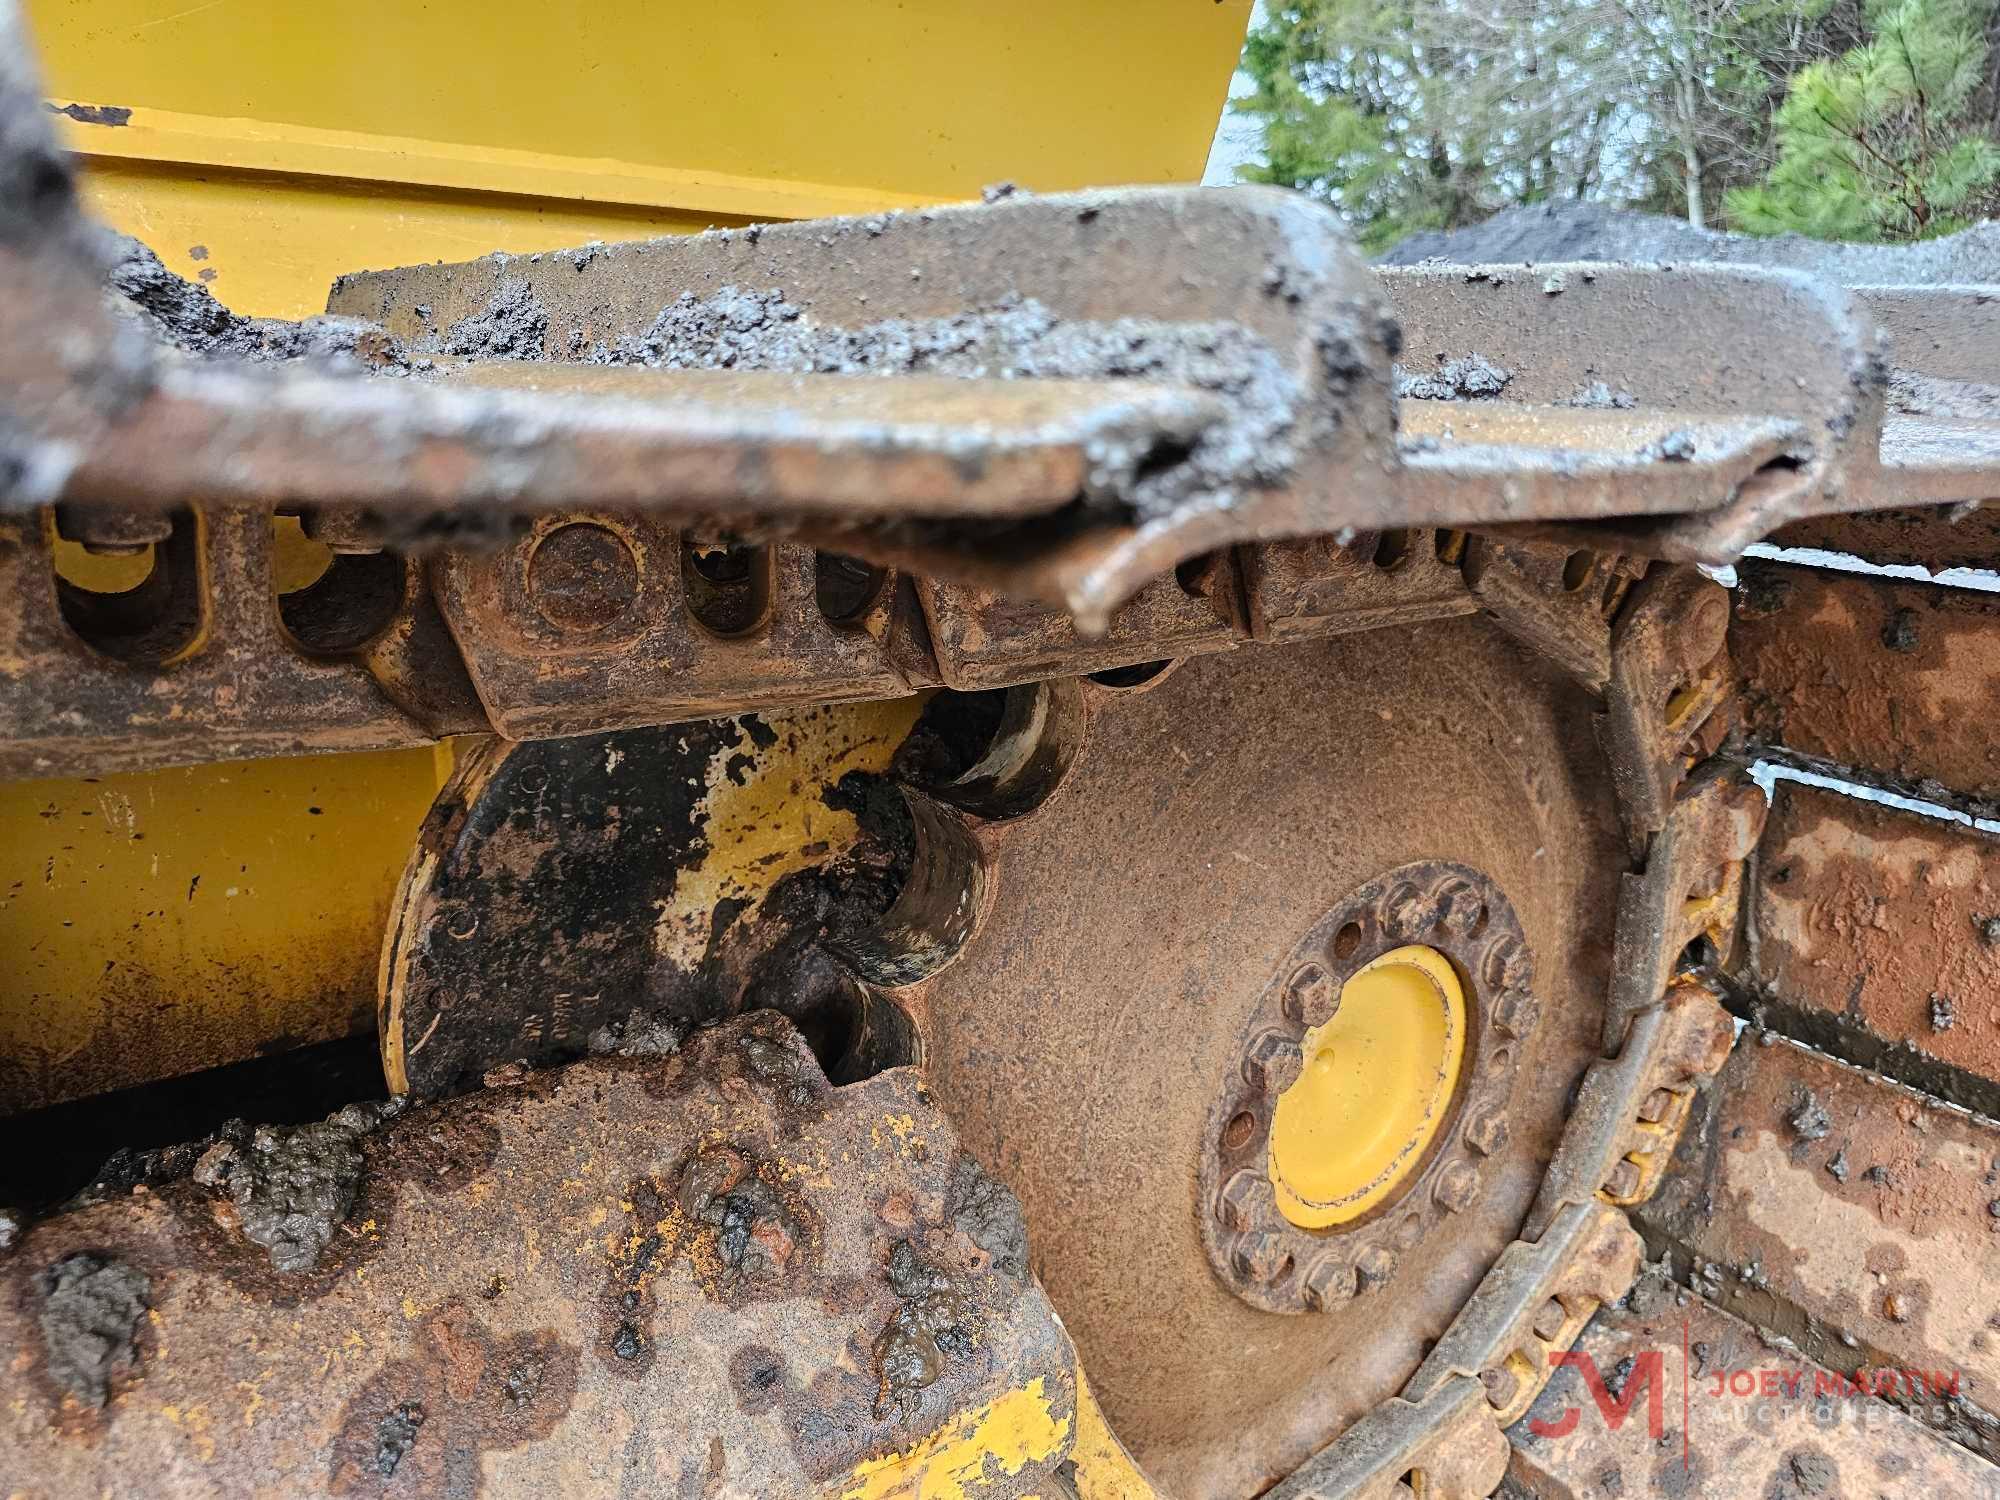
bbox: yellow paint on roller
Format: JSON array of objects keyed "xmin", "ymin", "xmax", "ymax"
[
  {"xmin": 651, "ymin": 698, "xmax": 925, "ymax": 973},
  {"xmin": 1066, "ymin": 1367, "xmax": 1158, "ymax": 1500},
  {"xmin": 0, "ymin": 743, "xmax": 452, "ymax": 1115},
  {"xmin": 1269, "ymin": 944, "xmax": 1468, "ymax": 1228},
  {"xmin": 838, "ymin": 1377, "xmax": 1072, "ymax": 1500}
]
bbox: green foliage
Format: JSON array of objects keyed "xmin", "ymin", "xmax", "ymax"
[
  {"xmin": 1234, "ymin": 0, "xmax": 1999, "ymax": 246},
  {"xmin": 1233, "ymin": 1, "xmax": 1637, "ymax": 251},
  {"xmin": 1725, "ymin": 0, "xmax": 2000, "ymax": 236}
]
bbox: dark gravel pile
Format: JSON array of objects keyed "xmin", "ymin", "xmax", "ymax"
[{"xmin": 1380, "ymin": 201, "xmax": 2000, "ymax": 284}]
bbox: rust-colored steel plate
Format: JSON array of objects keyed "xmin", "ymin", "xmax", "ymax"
[
  {"xmin": 0, "ymin": 1015, "xmax": 1078, "ymax": 1497},
  {"xmin": 1507, "ymin": 1272, "xmax": 2000, "ymax": 1496},
  {"xmin": 1733, "ymin": 559, "xmax": 2000, "ymax": 800},
  {"xmin": 1242, "ymin": 529, "xmax": 1477, "ymax": 645},
  {"xmin": 0, "ymin": 507, "xmax": 485, "ymax": 780},
  {"xmin": 1766, "ymin": 502, "xmax": 2000, "ymax": 569},
  {"xmin": 902, "ymin": 618, "xmax": 1628, "ymax": 1497},
  {"xmin": 321, "ymin": 185, "xmax": 1403, "ymax": 629},
  {"xmin": 1637, "ymin": 1033, "xmax": 2000, "ymax": 1459},
  {"xmin": 915, "ymin": 572, "xmax": 1243, "ymax": 691},
  {"xmin": 1752, "ymin": 781, "xmax": 2000, "ymax": 1113},
  {"xmin": 1382, "ymin": 262, "xmax": 1877, "ymax": 559}
]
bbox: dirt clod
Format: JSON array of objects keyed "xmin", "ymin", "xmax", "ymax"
[
  {"xmin": 1651, "ymin": 429, "xmax": 1697, "ymax": 462},
  {"xmin": 872, "ymin": 1239, "xmax": 975, "ymax": 1420},
  {"xmin": 583, "ymin": 288, "xmax": 1303, "ymax": 521},
  {"xmin": 193, "ymin": 1099, "xmax": 402, "ymax": 1273},
  {"xmin": 1394, "ymin": 353, "xmax": 1511, "ymax": 401},
  {"xmin": 1565, "ymin": 380, "xmax": 1637, "ymax": 410},
  {"xmin": 37, "ymin": 1252, "xmax": 148, "ymax": 1408},
  {"xmin": 102, "ymin": 230, "xmax": 407, "ymax": 371},
  {"xmin": 373, "ymin": 1401, "xmax": 424, "ymax": 1477},
  {"xmin": 585, "ymin": 1009, "xmax": 685, "ymax": 1059},
  {"xmin": 1786, "ymin": 1087, "xmax": 1832, "ymax": 1142},
  {"xmin": 438, "ymin": 279, "xmax": 548, "ymax": 360}
]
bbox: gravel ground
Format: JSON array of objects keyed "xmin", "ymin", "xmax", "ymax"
[{"xmin": 1380, "ymin": 201, "xmax": 2000, "ymax": 284}]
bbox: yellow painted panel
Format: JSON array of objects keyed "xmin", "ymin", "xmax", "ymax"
[
  {"xmin": 0, "ymin": 745, "xmax": 451, "ymax": 1115},
  {"xmin": 30, "ymin": 2, "xmax": 1250, "ymax": 202},
  {"xmin": 51, "ymin": 104, "xmax": 941, "ymax": 225},
  {"xmin": 838, "ymin": 1376, "xmax": 1071, "ymax": 1500},
  {"xmin": 76, "ymin": 160, "xmax": 741, "ymax": 319}
]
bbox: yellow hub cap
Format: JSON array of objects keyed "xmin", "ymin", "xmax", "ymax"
[{"xmin": 1268, "ymin": 944, "xmax": 1468, "ymax": 1228}]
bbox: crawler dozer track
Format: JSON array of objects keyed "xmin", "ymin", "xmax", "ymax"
[{"xmin": 4, "ymin": 3, "xmax": 2000, "ymax": 1495}]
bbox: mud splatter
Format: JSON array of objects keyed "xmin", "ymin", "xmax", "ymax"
[
  {"xmin": 581, "ymin": 288, "xmax": 1302, "ymax": 521},
  {"xmin": 585, "ymin": 1010, "xmax": 685, "ymax": 1059},
  {"xmin": 1394, "ymin": 353, "xmax": 1511, "ymax": 401},
  {"xmin": 193, "ymin": 1099, "xmax": 403, "ymax": 1272},
  {"xmin": 872, "ymin": 1240, "xmax": 976, "ymax": 1420},
  {"xmin": 38, "ymin": 1252, "xmax": 148, "ymax": 1407},
  {"xmin": 438, "ymin": 279, "xmax": 548, "ymax": 361},
  {"xmin": 946, "ymin": 1155, "xmax": 1029, "ymax": 1281}
]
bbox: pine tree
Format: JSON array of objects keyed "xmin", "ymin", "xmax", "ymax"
[{"xmin": 1725, "ymin": 0, "xmax": 2000, "ymax": 236}]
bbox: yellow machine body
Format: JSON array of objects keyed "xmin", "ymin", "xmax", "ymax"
[{"xmin": 1, "ymin": 0, "xmax": 1252, "ymax": 1114}]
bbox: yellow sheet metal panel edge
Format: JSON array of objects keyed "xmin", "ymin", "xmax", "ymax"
[
  {"xmin": 0, "ymin": 743, "xmax": 453, "ymax": 1116},
  {"xmin": 66, "ymin": 158, "xmax": 739, "ymax": 318},
  {"xmin": 31, "ymin": 1, "xmax": 1250, "ymax": 204}
]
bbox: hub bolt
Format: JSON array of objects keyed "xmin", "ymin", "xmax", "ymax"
[
  {"xmin": 1433, "ymin": 1160, "xmax": 1482, "ymax": 1213},
  {"xmin": 527, "ymin": 521, "xmax": 641, "ymax": 629},
  {"xmin": 1284, "ymin": 963, "xmax": 1337, "ymax": 1027},
  {"xmin": 1463, "ymin": 1106, "xmax": 1510, "ymax": 1157},
  {"xmin": 1242, "ymin": 1032, "xmax": 1304, "ymax": 1095},
  {"xmin": 1234, "ymin": 1232, "xmax": 1290, "ymax": 1283}
]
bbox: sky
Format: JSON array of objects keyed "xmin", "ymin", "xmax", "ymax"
[{"xmin": 1201, "ymin": 2, "xmax": 1267, "ymax": 185}]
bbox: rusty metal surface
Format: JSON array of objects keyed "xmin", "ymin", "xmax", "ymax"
[
  {"xmin": 433, "ymin": 523, "xmax": 923, "ymax": 741},
  {"xmin": 1599, "ymin": 566, "xmax": 1735, "ymax": 850},
  {"xmin": 1637, "ymin": 1032, "xmax": 2000, "ymax": 1459},
  {"xmin": 1242, "ymin": 529, "xmax": 1478, "ymax": 645},
  {"xmin": 1265, "ymin": 1376, "xmax": 1510, "ymax": 1500},
  {"xmin": 1460, "ymin": 539, "xmax": 1637, "ymax": 695},
  {"xmin": 905, "ymin": 617, "xmax": 1627, "ymax": 1497},
  {"xmin": 0, "ymin": 1013, "xmax": 1079, "ymax": 1497},
  {"xmin": 1508, "ymin": 1272, "xmax": 2000, "ymax": 1498},
  {"xmin": 1605, "ymin": 769, "xmax": 1767, "ymax": 1052},
  {"xmin": 1734, "ymin": 559, "xmax": 2000, "ymax": 803},
  {"xmin": 1403, "ymin": 1202, "xmax": 1643, "ymax": 1425},
  {"xmin": 1767, "ymin": 501, "xmax": 2000, "ymax": 568},
  {"xmin": 1380, "ymin": 262, "xmax": 1869, "ymax": 560},
  {"xmin": 1200, "ymin": 861, "xmax": 1539, "ymax": 1316},
  {"xmin": 1525, "ymin": 979, "xmax": 1736, "ymax": 1239},
  {"xmin": 1750, "ymin": 780, "xmax": 2000, "ymax": 1115},
  {"xmin": 1384, "ymin": 263, "xmax": 2000, "ymax": 561},
  {"xmin": 915, "ymin": 570, "xmax": 1243, "ymax": 692},
  {"xmin": 319, "ymin": 184, "xmax": 1403, "ymax": 631},
  {"xmin": 0, "ymin": 507, "xmax": 485, "ymax": 780}
]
